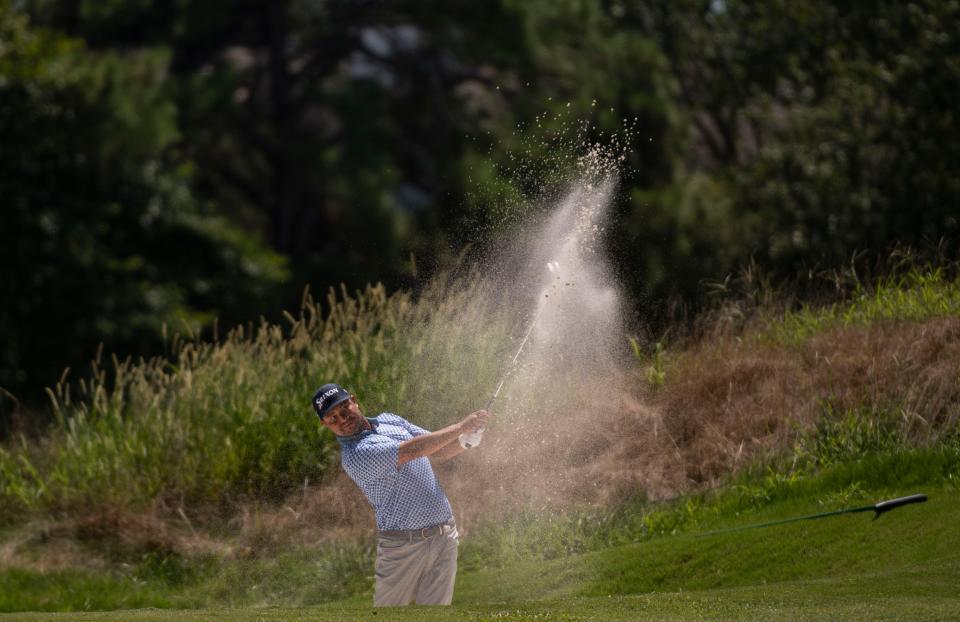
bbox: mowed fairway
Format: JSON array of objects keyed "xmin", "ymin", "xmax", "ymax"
[
  {"xmin": 3, "ymin": 489, "xmax": 958, "ymax": 621},
  {"xmin": 1, "ymin": 571, "xmax": 956, "ymax": 621}
]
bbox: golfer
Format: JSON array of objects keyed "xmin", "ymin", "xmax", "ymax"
[{"xmin": 312, "ymin": 382, "xmax": 489, "ymax": 607}]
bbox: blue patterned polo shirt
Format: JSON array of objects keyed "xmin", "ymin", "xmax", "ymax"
[{"xmin": 336, "ymin": 413, "xmax": 454, "ymax": 531}]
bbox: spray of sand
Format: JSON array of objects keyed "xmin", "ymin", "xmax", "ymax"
[
  {"xmin": 282, "ymin": 127, "xmax": 684, "ymax": 544},
  {"xmin": 433, "ymin": 153, "xmax": 681, "ymax": 526}
]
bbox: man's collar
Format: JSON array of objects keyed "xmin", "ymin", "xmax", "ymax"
[{"xmin": 335, "ymin": 416, "xmax": 379, "ymax": 443}]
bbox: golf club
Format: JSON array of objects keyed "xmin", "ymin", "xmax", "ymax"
[
  {"xmin": 460, "ymin": 261, "xmax": 561, "ymax": 449},
  {"xmin": 697, "ymin": 493, "xmax": 928, "ymax": 537}
]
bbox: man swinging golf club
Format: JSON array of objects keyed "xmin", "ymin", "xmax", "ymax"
[{"xmin": 312, "ymin": 383, "xmax": 489, "ymax": 607}]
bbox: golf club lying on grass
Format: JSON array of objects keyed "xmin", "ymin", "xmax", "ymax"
[
  {"xmin": 697, "ymin": 493, "xmax": 928, "ymax": 537},
  {"xmin": 459, "ymin": 261, "xmax": 561, "ymax": 449}
]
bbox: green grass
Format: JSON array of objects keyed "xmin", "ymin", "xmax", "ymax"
[
  {"xmin": 0, "ymin": 569, "xmax": 178, "ymax": 612},
  {"xmin": 3, "ymin": 437, "xmax": 957, "ymax": 617},
  {"xmin": 3, "ymin": 267, "xmax": 959, "ymax": 619},
  {"xmin": 459, "ymin": 487, "xmax": 959, "ymax": 602},
  {"xmin": 457, "ymin": 435, "xmax": 960, "ymax": 572},
  {"xmin": 2, "ymin": 488, "xmax": 958, "ymax": 620},
  {"xmin": 2, "ymin": 408, "xmax": 958, "ymax": 614},
  {"xmin": 766, "ymin": 268, "xmax": 960, "ymax": 344},
  {"xmin": 185, "ymin": 541, "xmax": 375, "ymax": 608}
]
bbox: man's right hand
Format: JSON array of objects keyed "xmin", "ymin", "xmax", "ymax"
[
  {"xmin": 460, "ymin": 410, "xmax": 489, "ymax": 434},
  {"xmin": 398, "ymin": 410, "xmax": 490, "ymax": 466}
]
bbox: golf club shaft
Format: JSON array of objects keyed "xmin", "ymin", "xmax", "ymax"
[
  {"xmin": 485, "ymin": 300, "xmax": 546, "ymax": 412},
  {"xmin": 697, "ymin": 493, "xmax": 927, "ymax": 537},
  {"xmin": 464, "ymin": 265, "xmax": 557, "ymax": 449},
  {"xmin": 463, "ymin": 293, "xmax": 549, "ymax": 449}
]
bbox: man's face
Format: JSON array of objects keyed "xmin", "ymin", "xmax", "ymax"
[{"xmin": 320, "ymin": 396, "xmax": 366, "ymax": 436}]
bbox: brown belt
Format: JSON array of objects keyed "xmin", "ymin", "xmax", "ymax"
[{"xmin": 379, "ymin": 521, "xmax": 455, "ymax": 541}]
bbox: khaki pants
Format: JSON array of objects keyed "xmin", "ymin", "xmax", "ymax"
[{"xmin": 373, "ymin": 523, "xmax": 459, "ymax": 606}]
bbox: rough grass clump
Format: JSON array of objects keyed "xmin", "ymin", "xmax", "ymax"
[
  {"xmin": 0, "ymin": 274, "xmax": 512, "ymax": 520},
  {"xmin": 647, "ymin": 268, "xmax": 960, "ymax": 487}
]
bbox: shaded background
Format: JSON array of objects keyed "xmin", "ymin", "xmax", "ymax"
[{"xmin": 2, "ymin": 0, "xmax": 958, "ymax": 429}]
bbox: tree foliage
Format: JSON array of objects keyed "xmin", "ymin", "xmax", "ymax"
[
  {"xmin": 0, "ymin": 4, "xmax": 288, "ymax": 420},
  {"xmin": 1, "ymin": 0, "xmax": 958, "ymax": 424}
]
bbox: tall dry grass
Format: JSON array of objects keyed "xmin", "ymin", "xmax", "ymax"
[
  {"xmin": 655, "ymin": 269, "xmax": 960, "ymax": 485},
  {"xmin": 1, "ymin": 265, "xmax": 958, "ymax": 578},
  {"xmin": 0, "ymin": 272, "xmax": 513, "ymax": 523}
]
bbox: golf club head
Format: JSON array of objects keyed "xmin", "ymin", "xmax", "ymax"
[{"xmin": 873, "ymin": 493, "xmax": 927, "ymax": 519}]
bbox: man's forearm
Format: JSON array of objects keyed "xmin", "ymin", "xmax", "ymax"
[
  {"xmin": 430, "ymin": 438, "xmax": 466, "ymax": 462},
  {"xmin": 397, "ymin": 423, "xmax": 463, "ymax": 466}
]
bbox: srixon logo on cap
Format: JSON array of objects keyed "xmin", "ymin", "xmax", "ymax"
[{"xmin": 315, "ymin": 388, "xmax": 340, "ymax": 409}]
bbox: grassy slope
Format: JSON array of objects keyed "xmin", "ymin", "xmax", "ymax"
[
  {"xmin": 3, "ymin": 270, "xmax": 958, "ymax": 620},
  {"xmin": 458, "ymin": 487, "xmax": 959, "ymax": 602},
  {"xmin": 3, "ymin": 487, "xmax": 957, "ymax": 621}
]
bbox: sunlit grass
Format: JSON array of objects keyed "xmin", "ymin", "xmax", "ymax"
[
  {"xmin": 5, "ymin": 475, "xmax": 958, "ymax": 614},
  {"xmin": 765, "ymin": 269, "xmax": 960, "ymax": 344}
]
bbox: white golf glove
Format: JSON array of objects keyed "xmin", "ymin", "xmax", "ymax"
[{"xmin": 458, "ymin": 429, "xmax": 484, "ymax": 449}]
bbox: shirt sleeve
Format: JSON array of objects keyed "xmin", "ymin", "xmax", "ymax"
[
  {"xmin": 343, "ymin": 436, "xmax": 400, "ymax": 482},
  {"xmin": 393, "ymin": 415, "xmax": 430, "ymax": 437}
]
